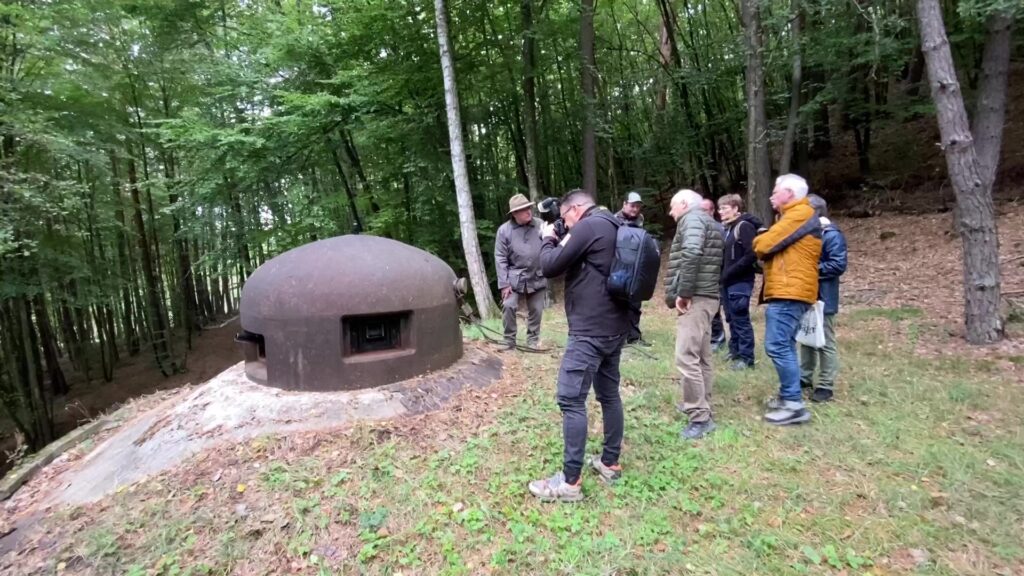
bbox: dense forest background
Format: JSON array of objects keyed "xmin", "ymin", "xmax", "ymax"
[{"xmin": 0, "ymin": 0, "xmax": 1020, "ymax": 453}]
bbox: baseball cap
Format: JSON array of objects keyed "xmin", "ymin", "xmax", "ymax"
[{"xmin": 625, "ymin": 191, "xmax": 644, "ymax": 204}]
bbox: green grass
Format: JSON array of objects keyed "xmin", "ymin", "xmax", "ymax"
[{"xmin": 29, "ymin": 305, "xmax": 1024, "ymax": 575}]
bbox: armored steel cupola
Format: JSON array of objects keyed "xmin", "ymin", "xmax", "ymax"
[{"xmin": 237, "ymin": 235, "xmax": 463, "ymax": 391}]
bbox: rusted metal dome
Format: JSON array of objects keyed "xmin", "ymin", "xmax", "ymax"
[{"xmin": 237, "ymin": 235, "xmax": 463, "ymax": 391}]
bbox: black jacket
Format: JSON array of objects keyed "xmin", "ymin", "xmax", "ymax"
[
  {"xmin": 540, "ymin": 207, "xmax": 628, "ymax": 337},
  {"xmin": 721, "ymin": 213, "xmax": 763, "ymax": 287}
]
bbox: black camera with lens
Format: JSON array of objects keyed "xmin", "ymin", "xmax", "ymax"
[{"xmin": 537, "ymin": 197, "xmax": 567, "ymax": 238}]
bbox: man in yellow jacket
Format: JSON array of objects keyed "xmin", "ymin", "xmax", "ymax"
[{"xmin": 752, "ymin": 174, "xmax": 822, "ymax": 426}]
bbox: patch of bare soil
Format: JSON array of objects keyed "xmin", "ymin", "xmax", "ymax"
[{"xmin": 840, "ymin": 204, "xmax": 1024, "ymax": 369}]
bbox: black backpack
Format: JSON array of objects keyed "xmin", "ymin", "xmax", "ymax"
[{"xmin": 607, "ymin": 222, "xmax": 661, "ymax": 303}]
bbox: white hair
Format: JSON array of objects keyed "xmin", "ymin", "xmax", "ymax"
[
  {"xmin": 775, "ymin": 174, "xmax": 808, "ymax": 200},
  {"xmin": 670, "ymin": 188, "xmax": 703, "ymax": 211}
]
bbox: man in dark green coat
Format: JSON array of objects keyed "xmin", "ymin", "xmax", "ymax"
[{"xmin": 664, "ymin": 189, "xmax": 724, "ymax": 440}]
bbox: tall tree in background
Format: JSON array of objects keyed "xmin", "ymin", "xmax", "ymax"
[
  {"xmin": 521, "ymin": 0, "xmax": 544, "ymax": 202},
  {"xmin": 579, "ymin": 0, "xmax": 597, "ymax": 196},
  {"xmin": 740, "ymin": 0, "xmax": 773, "ymax": 223},
  {"xmin": 778, "ymin": 0, "xmax": 802, "ymax": 174},
  {"xmin": 916, "ymin": 0, "xmax": 1013, "ymax": 344},
  {"xmin": 434, "ymin": 0, "xmax": 497, "ymax": 319}
]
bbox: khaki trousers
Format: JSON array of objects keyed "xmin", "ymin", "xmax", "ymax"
[{"xmin": 675, "ymin": 296, "xmax": 718, "ymax": 423}]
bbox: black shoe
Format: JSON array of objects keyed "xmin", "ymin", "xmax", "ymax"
[
  {"xmin": 811, "ymin": 388, "xmax": 834, "ymax": 403},
  {"xmin": 800, "ymin": 380, "xmax": 813, "ymax": 390},
  {"xmin": 681, "ymin": 420, "xmax": 717, "ymax": 440}
]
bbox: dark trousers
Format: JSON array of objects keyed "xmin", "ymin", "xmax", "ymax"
[
  {"xmin": 626, "ymin": 303, "xmax": 642, "ymax": 342},
  {"xmin": 722, "ymin": 282, "xmax": 755, "ymax": 364},
  {"xmin": 710, "ymin": 309, "xmax": 724, "ymax": 343},
  {"xmin": 557, "ymin": 334, "xmax": 626, "ymax": 484},
  {"xmin": 502, "ymin": 288, "xmax": 546, "ymax": 346}
]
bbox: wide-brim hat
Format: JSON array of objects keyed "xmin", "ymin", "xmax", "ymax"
[{"xmin": 507, "ymin": 193, "xmax": 535, "ymax": 215}]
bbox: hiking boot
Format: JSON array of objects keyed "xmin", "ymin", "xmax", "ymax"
[
  {"xmin": 681, "ymin": 419, "xmax": 717, "ymax": 440},
  {"xmin": 728, "ymin": 359, "xmax": 754, "ymax": 371},
  {"xmin": 588, "ymin": 456, "xmax": 622, "ymax": 484},
  {"xmin": 764, "ymin": 401, "xmax": 811, "ymax": 426},
  {"xmin": 811, "ymin": 388, "xmax": 834, "ymax": 403},
  {"xmin": 528, "ymin": 471, "xmax": 583, "ymax": 502},
  {"xmin": 498, "ymin": 341, "xmax": 516, "ymax": 352}
]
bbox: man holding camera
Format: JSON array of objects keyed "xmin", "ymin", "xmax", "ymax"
[
  {"xmin": 528, "ymin": 189, "xmax": 628, "ymax": 502},
  {"xmin": 494, "ymin": 194, "xmax": 547, "ymax": 351}
]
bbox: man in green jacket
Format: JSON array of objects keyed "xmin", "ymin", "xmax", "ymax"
[{"xmin": 664, "ymin": 189, "xmax": 724, "ymax": 440}]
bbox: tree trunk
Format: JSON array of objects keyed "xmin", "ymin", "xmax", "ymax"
[
  {"xmin": 328, "ymin": 138, "xmax": 365, "ymax": 232},
  {"xmin": 128, "ymin": 155, "xmax": 179, "ymax": 374},
  {"xmin": 32, "ymin": 294, "xmax": 68, "ymax": 396},
  {"xmin": 580, "ymin": 0, "xmax": 598, "ymax": 196},
  {"xmin": 916, "ymin": 0, "xmax": 1002, "ymax": 344},
  {"xmin": 109, "ymin": 154, "xmax": 140, "ymax": 356},
  {"xmin": 13, "ymin": 297, "xmax": 54, "ymax": 449},
  {"xmin": 94, "ymin": 304, "xmax": 115, "ymax": 382},
  {"xmin": 972, "ymin": 10, "xmax": 1013, "ymax": 190},
  {"xmin": 655, "ymin": 19, "xmax": 672, "ymax": 113},
  {"xmin": 521, "ymin": 0, "xmax": 543, "ymax": 202},
  {"xmin": 57, "ymin": 300, "xmax": 77, "ymax": 365},
  {"xmin": 741, "ymin": 0, "xmax": 774, "ymax": 223},
  {"xmin": 433, "ymin": 0, "xmax": 497, "ymax": 319},
  {"xmin": 192, "ymin": 239, "xmax": 215, "ymax": 322},
  {"xmin": 166, "ymin": 157, "xmax": 200, "ymax": 347},
  {"xmin": 779, "ymin": 0, "xmax": 802, "ymax": 174}
]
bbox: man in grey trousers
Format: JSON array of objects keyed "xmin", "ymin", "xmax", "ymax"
[
  {"xmin": 665, "ymin": 189, "xmax": 724, "ymax": 440},
  {"xmin": 495, "ymin": 193, "xmax": 547, "ymax": 350},
  {"xmin": 799, "ymin": 194, "xmax": 848, "ymax": 403}
]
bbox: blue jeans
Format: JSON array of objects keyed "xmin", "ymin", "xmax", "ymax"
[
  {"xmin": 764, "ymin": 300, "xmax": 810, "ymax": 402},
  {"xmin": 722, "ymin": 282, "xmax": 754, "ymax": 364}
]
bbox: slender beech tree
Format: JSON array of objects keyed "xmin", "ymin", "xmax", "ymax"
[{"xmin": 433, "ymin": 0, "xmax": 497, "ymax": 319}]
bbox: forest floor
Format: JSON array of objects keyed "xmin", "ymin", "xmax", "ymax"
[
  {"xmin": 1, "ymin": 207, "xmax": 1023, "ymax": 575},
  {"xmin": 0, "ymin": 319, "xmax": 243, "ymax": 474}
]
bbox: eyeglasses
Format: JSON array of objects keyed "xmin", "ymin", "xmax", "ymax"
[{"xmin": 559, "ymin": 204, "xmax": 580, "ymax": 219}]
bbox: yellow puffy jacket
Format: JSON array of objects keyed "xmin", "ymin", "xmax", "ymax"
[{"xmin": 751, "ymin": 198, "xmax": 822, "ymax": 304}]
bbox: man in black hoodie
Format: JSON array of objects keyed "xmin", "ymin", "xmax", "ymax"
[
  {"xmin": 717, "ymin": 194, "xmax": 762, "ymax": 369},
  {"xmin": 527, "ymin": 189, "xmax": 628, "ymax": 502}
]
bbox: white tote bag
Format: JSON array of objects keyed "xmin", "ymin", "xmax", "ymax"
[{"xmin": 796, "ymin": 301, "xmax": 826, "ymax": 349}]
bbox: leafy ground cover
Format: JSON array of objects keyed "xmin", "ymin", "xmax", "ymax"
[{"xmin": 7, "ymin": 298, "xmax": 1023, "ymax": 575}]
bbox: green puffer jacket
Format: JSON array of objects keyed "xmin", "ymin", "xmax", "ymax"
[{"xmin": 664, "ymin": 209, "xmax": 724, "ymax": 307}]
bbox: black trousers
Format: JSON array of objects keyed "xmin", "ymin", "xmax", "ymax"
[{"xmin": 556, "ymin": 334, "xmax": 626, "ymax": 483}]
